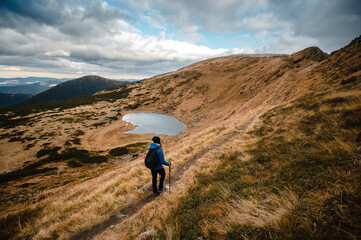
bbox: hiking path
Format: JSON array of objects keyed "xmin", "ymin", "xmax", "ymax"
[{"xmin": 69, "ymin": 112, "xmax": 260, "ymax": 240}]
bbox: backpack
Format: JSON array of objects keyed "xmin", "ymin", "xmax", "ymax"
[{"xmin": 145, "ymin": 149, "xmax": 159, "ymax": 169}]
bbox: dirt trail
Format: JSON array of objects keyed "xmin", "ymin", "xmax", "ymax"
[{"xmin": 69, "ymin": 112, "xmax": 261, "ymax": 240}]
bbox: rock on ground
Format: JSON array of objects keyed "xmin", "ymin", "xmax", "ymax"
[{"xmin": 138, "ymin": 226, "xmax": 157, "ymax": 238}]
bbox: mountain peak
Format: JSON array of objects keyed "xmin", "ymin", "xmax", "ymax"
[
  {"xmin": 19, "ymin": 75, "xmax": 126, "ymax": 106},
  {"xmin": 348, "ymin": 35, "xmax": 361, "ymax": 47},
  {"xmin": 66, "ymin": 75, "xmax": 111, "ymax": 83},
  {"xmin": 291, "ymin": 46, "xmax": 329, "ymax": 62},
  {"xmin": 331, "ymin": 35, "xmax": 361, "ymax": 56}
]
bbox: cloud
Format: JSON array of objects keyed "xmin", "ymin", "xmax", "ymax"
[
  {"xmin": 0, "ymin": 0, "xmax": 359, "ymax": 79},
  {"xmin": 0, "ymin": 0, "xmax": 249, "ymax": 78},
  {"xmin": 1, "ymin": 65, "xmax": 22, "ymax": 71},
  {"xmin": 142, "ymin": 10, "xmax": 167, "ymax": 30},
  {"xmin": 269, "ymin": 0, "xmax": 361, "ymax": 52},
  {"xmin": 0, "ymin": 80, "xmax": 19, "ymax": 85},
  {"xmin": 24, "ymin": 81, "xmax": 40, "ymax": 84},
  {"xmin": 119, "ymin": 0, "xmax": 360, "ymax": 52},
  {"xmin": 120, "ymin": 0, "xmax": 272, "ymax": 40}
]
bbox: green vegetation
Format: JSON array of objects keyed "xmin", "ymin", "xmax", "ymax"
[
  {"xmin": 158, "ymin": 94, "xmax": 361, "ymax": 239},
  {"xmin": 223, "ymin": 58, "xmax": 260, "ymax": 73},
  {"xmin": 125, "ymin": 142, "xmax": 148, "ymax": 148},
  {"xmin": 59, "ymin": 148, "xmax": 107, "ymax": 165},
  {"xmin": 109, "ymin": 142, "xmax": 148, "ymax": 156},
  {"xmin": 0, "ymin": 115, "xmax": 32, "ymax": 129},
  {"xmin": 126, "ymin": 102, "xmax": 141, "ymax": 109},
  {"xmin": 36, "ymin": 146, "xmax": 62, "ymax": 158},
  {"xmin": 341, "ymin": 76, "xmax": 357, "ymax": 85},
  {"xmin": 247, "ymin": 125, "xmax": 274, "ymax": 137},
  {"xmin": 106, "ymin": 116, "xmax": 118, "ymax": 121},
  {"xmin": 109, "ymin": 147, "xmax": 128, "ymax": 156},
  {"xmin": 0, "ymin": 86, "xmax": 132, "ymax": 129},
  {"xmin": 59, "ymin": 117, "xmax": 75, "ymax": 123},
  {"xmin": 0, "ymin": 167, "xmax": 58, "ymax": 184},
  {"xmin": 24, "ymin": 143, "xmax": 36, "ymax": 150},
  {"xmin": 0, "ymin": 147, "xmax": 107, "ymax": 183},
  {"xmin": 92, "ymin": 122, "xmax": 106, "ymax": 127},
  {"xmin": 174, "ymin": 71, "xmax": 203, "ymax": 88},
  {"xmin": 194, "ymin": 84, "xmax": 209, "ymax": 95},
  {"xmin": 69, "ymin": 137, "xmax": 81, "ymax": 145},
  {"xmin": 322, "ymin": 96, "xmax": 353, "ymax": 106},
  {"xmin": 0, "ymin": 204, "xmax": 43, "ymax": 240},
  {"xmin": 8, "ymin": 136, "xmax": 36, "ymax": 143},
  {"xmin": 67, "ymin": 159, "xmax": 83, "ymax": 168},
  {"xmin": 73, "ymin": 130, "xmax": 85, "ymax": 136},
  {"xmin": 160, "ymin": 87, "xmax": 175, "ymax": 95},
  {"xmin": 22, "ymin": 76, "xmax": 127, "ymax": 105}
]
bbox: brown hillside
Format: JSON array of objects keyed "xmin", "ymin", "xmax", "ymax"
[{"xmin": 0, "ymin": 35, "xmax": 360, "ymax": 239}]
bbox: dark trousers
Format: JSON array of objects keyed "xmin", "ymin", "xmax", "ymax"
[{"xmin": 151, "ymin": 167, "xmax": 166, "ymax": 193}]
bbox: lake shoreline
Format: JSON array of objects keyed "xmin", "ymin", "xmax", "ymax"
[{"xmin": 122, "ymin": 112, "xmax": 187, "ymax": 136}]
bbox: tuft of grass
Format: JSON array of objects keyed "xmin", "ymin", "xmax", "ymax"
[
  {"xmin": 0, "ymin": 116, "xmax": 32, "ymax": 129},
  {"xmin": 342, "ymin": 106, "xmax": 361, "ymax": 130},
  {"xmin": 126, "ymin": 102, "xmax": 141, "ymax": 109},
  {"xmin": 322, "ymin": 96, "xmax": 351, "ymax": 106},
  {"xmin": 0, "ymin": 205, "xmax": 44, "ymax": 240},
  {"xmin": 0, "ymin": 167, "xmax": 58, "ymax": 183},
  {"xmin": 0, "ymin": 147, "xmax": 107, "ymax": 183},
  {"xmin": 106, "ymin": 116, "xmax": 118, "ymax": 121},
  {"xmin": 0, "ymin": 85, "xmax": 132, "ymax": 129},
  {"xmin": 248, "ymin": 126, "xmax": 274, "ymax": 137},
  {"xmin": 69, "ymin": 137, "xmax": 81, "ymax": 145},
  {"xmin": 109, "ymin": 147, "xmax": 128, "ymax": 156},
  {"xmin": 92, "ymin": 122, "xmax": 106, "ymax": 127},
  {"xmin": 67, "ymin": 160, "xmax": 83, "ymax": 168},
  {"xmin": 341, "ymin": 76, "xmax": 357, "ymax": 85},
  {"xmin": 56, "ymin": 148, "xmax": 107, "ymax": 164},
  {"xmin": 73, "ymin": 130, "xmax": 85, "ymax": 137},
  {"xmin": 24, "ymin": 143, "xmax": 36, "ymax": 150},
  {"xmin": 36, "ymin": 146, "xmax": 62, "ymax": 158},
  {"xmin": 107, "ymin": 142, "xmax": 146, "ymax": 158}
]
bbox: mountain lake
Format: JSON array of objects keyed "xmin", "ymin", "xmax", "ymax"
[{"xmin": 122, "ymin": 112, "xmax": 187, "ymax": 135}]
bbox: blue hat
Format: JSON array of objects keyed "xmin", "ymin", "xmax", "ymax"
[{"xmin": 152, "ymin": 136, "xmax": 161, "ymax": 144}]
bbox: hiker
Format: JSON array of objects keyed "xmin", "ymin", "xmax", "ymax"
[{"xmin": 147, "ymin": 136, "xmax": 171, "ymax": 195}]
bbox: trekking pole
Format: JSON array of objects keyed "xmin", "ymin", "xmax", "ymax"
[{"xmin": 169, "ymin": 163, "xmax": 171, "ymax": 194}]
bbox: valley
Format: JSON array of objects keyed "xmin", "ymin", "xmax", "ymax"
[{"xmin": 0, "ymin": 36, "xmax": 360, "ymax": 239}]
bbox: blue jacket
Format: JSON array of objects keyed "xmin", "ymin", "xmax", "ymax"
[{"xmin": 149, "ymin": 142, "xmax": 170, "ymax": 170}]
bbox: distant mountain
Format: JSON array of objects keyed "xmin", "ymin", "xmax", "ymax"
[
  {"xmin": 0, "ymin": 93, "xmax": 32, "ymax": 108},
  {"xmin": 0, "ymin": 82, "xmax": 50, "ymax": 94},
  {"xmin": 19, "ymin": 75, "xmax": 127, "ymax": 105}
]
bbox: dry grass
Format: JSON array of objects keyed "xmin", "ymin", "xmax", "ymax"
[
  {"xmin": 225, "ymin": 188, "xmax": 298, "ymax": 230},
  {"xmin": 91, "ymin": 114, "xmax": 258, "ymax": 240},
  {"xmin": 133, "ymin": 90, "xmax": 360, "ymax": 239},
  {"xmin": 1, "ymin": 42, "xmax": 360, "ymax": 239},
  {"xmin": 1, "ymin": 111, "xmax": 250, "ymax": 239}
]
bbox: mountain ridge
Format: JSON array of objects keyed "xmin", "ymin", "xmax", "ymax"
[
  {"xmin": 0, "ymin": 35, "xmax": 360, "ymax": 239},
  {"xmin": 18, "ymin": 75, "xmax": 127, "ymax": 106},
  {"xmin": 0, "ymin": 82, "xmax": 50, "ymax": 95},
  {"xmin": 0, "ymin": 93, "xmax": 32, "ymax": 108}
]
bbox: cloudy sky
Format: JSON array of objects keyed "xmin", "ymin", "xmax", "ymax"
[{"xmin": 0, "ymin": 0, "xmax": 360, "ymax": 80}]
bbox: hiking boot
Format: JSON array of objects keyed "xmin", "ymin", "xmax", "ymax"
[{"xmin": 153, "ymin": 191, "xmax": 161, "ymax": 196}]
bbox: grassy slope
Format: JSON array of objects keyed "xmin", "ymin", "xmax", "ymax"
[
  {"xmin": 0, "ymin": 36, "xmax": 360, "ymax": 239},
  {"xmin": 160, "ymin": 93, "xmax": 361, "ymax": 239},
  {"xmin": 151, "ymin": 40, "xmax": 361, "ymax": 239},
  {"xmin": 96, "ymin": 39, "xmax": 361, "ymax": 239}
]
